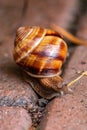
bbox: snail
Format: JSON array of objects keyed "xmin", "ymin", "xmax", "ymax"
[{"xmin": 13, "ymin": 25, "xmax": 87, "ymax": 99}]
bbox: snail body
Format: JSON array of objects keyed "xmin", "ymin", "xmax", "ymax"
[
  {"xmin": 13, "ymin": 25, "xmax": 87, "ymax": 99},
  {"xmin": 13, "ymin": 26, "xmax": 68, "ymax": 99}
]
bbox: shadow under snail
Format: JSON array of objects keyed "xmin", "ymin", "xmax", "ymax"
[{"xmin": 13, "ymin": 25, "xmax": 87, "ymax": 99}]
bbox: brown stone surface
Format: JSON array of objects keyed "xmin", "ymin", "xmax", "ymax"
[
  {"xmin": 38, "ymin": 46, "xmax": 87, "ymax": 130},
  {"xmin": 0, "ymin": 38, "xmax": 37, "ymax": 108},
  {"xmin": 22, "ymin": 0, "xmax": 79, "ymax": 28},
  {"xmin": 38, "ymin": 94, "xmax": 87, "ymax": 130},
  {"xmin": 0, "ymin": 62, "xmax": 38, "ymax": 108},
  {"xmin": 0, "ymin": 106, "xmax": 32, "ymax": 130},
  {"xmin": 0, "ymin": 0, "xmax": 38, "ymax": 108},
  {"xmin": 0, "ymin": 31, "xmax": 38, "ymax": 108},
  {"xmin": 76, "ymin": 14, "xmax": 87, "ymax": 40},
  {"xmin": 0, "ymin": 0, "xmax": 24, "ymax": 40}
]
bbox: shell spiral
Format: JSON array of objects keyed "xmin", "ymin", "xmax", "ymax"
[{"xmin": 13, "ymin": 26, "xmax": 68, "ymax": 78}]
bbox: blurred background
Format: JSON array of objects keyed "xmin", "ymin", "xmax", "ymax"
[
  {"xmin": 0, "ymin": 0, "xmax": 87, "ymax": 40},
  {"xmin": 0, "ymin": 0, "xmax": 87, "ymax": 63}
]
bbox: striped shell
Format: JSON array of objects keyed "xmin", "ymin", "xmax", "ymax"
[{"xmin": 13, "ymin": 26, "xmax": 68, "ymax": 78}]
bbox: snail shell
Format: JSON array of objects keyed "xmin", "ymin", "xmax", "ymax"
[
  {"xmin": 13, "ymin": 26, "xmax": 68, "ymax": 99},
  {"xmin": 13, "ymin": 26, "xmax": 87, "ymax": 99},
  {"xmin": 13, "ymin": 26, "xmax": 68, "ymax": 78}
]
